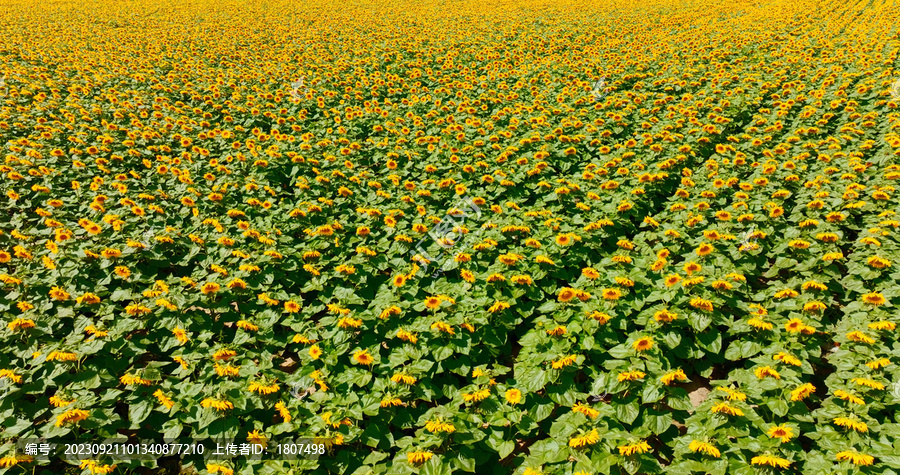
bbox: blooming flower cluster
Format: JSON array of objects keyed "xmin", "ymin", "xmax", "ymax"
[{"xmin": 0, "ymin": 0, "xmax": 898, "ymax": 473}]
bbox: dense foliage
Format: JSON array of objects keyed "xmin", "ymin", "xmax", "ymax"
[{"xmin": 1, "ymin": 0, "xmax": 900, "ymax": 473}]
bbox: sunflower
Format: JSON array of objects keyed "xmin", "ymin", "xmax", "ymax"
[
  {"xmin": 79, "ymin": 460, "xmax": 115, "ymax": 474},
  {"xmin": 381, "ymin": 397, "xmax": 404, "ymax": 408},
  {"xmin": 120, "ymin": 373, "xmax": 153, "ymax": 386},
  {"xmin": 833, "ymin": 417, "xmax": 867, "ymax": 433},
  {"xmin": 785, "ymin": 318, "xmax": 805, "ymax": 332},
  {"xmin": 587, "ymin": 311, "xmax": 611, "ymax": 324},
  {"xmin": 834, "ymin": 390, "xmax": 865, "ymax": 405},
  {"xmin": 546, "ymin": 326, "xmax": 566, "ymax": 336},
  {"xmin": 505, "ymin": 388, "xmax": 522, "ymax": 405},
  {"xmin": 201, "ymin": 398, "xmax": 234, "ymax": 411},
  {"xmin": 861, "ymin": 255, "xmax": 890, "ymax": 269},
  {"xmin": 55, "ymin": 408, "xmax": 90, "ymax": 427},
  {"xmin": 751, "ymin": 454, "xmax": 791, "ymax": 469},
  {"xmin": 275, "ymin": 402, "xmax": 292, "ymax": 422},
  {"xmin": 568, "ymin": 428, "xmax": 600, "ymax": 448},
  {"xmin": 711, "ymin": 402, "xmax": 744, "ymax": 416},
  {"xmin": 865, "ymin": 358, "xmax": 891, "ymax": 369},
  {"xmin": 835, "ymin": 450, "xmax": 874, "ymax": 466},
  {"xmin": 618, "ymin": 440, "xmax": 651, "ymax": 455},
  {"xmin": 695, "ymin": 243, "xmax": 714, "ymax": 256},
  {"xmin": 430, "ymin": 321, "xmax": 455, "ymax": 335},
  {"xmin": 487, "ymin": 301, "xmax": 510, "ymax": 313},
  {"xmin": 851, "ymin": 378, "xmax": 884, "ymax": 390},
  {"xmin": 653, "ymin": 309, "xmax": 677, "ymax": 323},
  {"xmin": 153, "ymin": 389, "xmax": 175, "ymax": 409},
  {"xmin": 632, "ymin": 337, "xmax": 654, "ymax": 352},
  {"xmin": 790, "ymin": 383, "xmax": 816, "ymax": 401},
  {"xmin": 49, "ymin": 286, "xmax": 70, "ymax": 301},
  {"xmin": 868, "ymin": 321, "xmax": 895, "ymax": 331},
  {"xmin": 660, "ymin": 369, "xmax": 688, "ymax": 385},
  {"xmin": 618, "ymin": 370, "xmax": 647, "ymax": 381},
  {"xmin": 424, "ymin": 296, "xmax": 442, "ymax": 309},
  {"xmin": 201, "ymin": 282, "xmax": 220, "ymax": 295},
  {"xmin": 557, "ymin": 287, "xmax": 577, "ymax": 302},
  {"xmin": 407, "ymin": 451, "xmax": 433, "ymax": 465},
  {"xmin": 391, "ymin": 373, "xmax": 417, "ymax": 385},
  {"xmin": 861, "ymin": 292, "xmax": 886, "ymax": 306},
  {"xmin": 664, "ymin": 274, "xmax": 681, "ymax": 287},
  {"xmin": 688, "ymin": 440, "xmax": 721, "ymax": 458},
  {"xmin": 7, "ymin": 318, "xmax": 35, "ymax": 331},
  {"xmin": 754, "ymin": 366, "xmax": 781, "ymax": 380},
  {"xmin": 802, "ymin": 280, "xmax": 828, "ymax": 291},
  {"xmin": 716, "ymin": 387, "xmax": 748, "ymax": 402},
  {"xmin": 424, "ymin": 419, "xmax": 455, "ymax": 433},
  {"xmin": 773, "ymin": 352, "xmax": 802, "ymax": 366},
  {"xmin": 213, "ymin": 348, "xmax": 237, "ymax": 361},
  {"xmin": 601, "ymin": 288, "xmax": 621, "ymax": 300},
  {"xmin": 337, "ymin": 316, "xmax": 363, "ymax": 329},
  {"xmin": 846, "ymin": 331, "xmax": 875, "ymax": 344},
  {"xmin": 690, "ymin": 297, "xmax": 714, "ymax": 312},
  {"xmin": 353, "ymin": 349, "xmax": 374, "ymax": 365},
  {"xmin": 683, "ymin": 262, "xmax": 702, "ymax": 274},
  {"xmin": 767, "ymin": 425, "xmax": 794, "ymax": 443},
  {"xmin": 572, "ymin": 403, "xmax": 600, "ymax": 418},
  {"xmin": 49, "ymin": 395, "xmax": 75, "ymax": 407},
  {"xmin": 247, "ymin": 430, "xmax": 267, "ymax": 448},
  {"xmin": 46, "ymin": 351, "xmax": 78, "ymax": 362},
  {"xmin": 551, "ymin": 354, "xmax": 578, "ymax": 369}
]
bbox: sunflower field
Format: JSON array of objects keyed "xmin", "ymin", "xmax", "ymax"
[{"xmin": 1, "ymin": 0, "xmax": 900, "ymax": 473}]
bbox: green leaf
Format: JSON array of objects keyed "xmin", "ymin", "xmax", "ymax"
[
  {"xmin": 532, "ymin": 402, "xmax": 554, "ymax": 422},
  {"xmin": 4, "ymin": 419, "xmax": 34, "ymax": 436},
  {"xmin": 614, "ymin": 399, "xmax": 640, "ymax": 424},
  {"xmin": 453, "ymin": 450, "xmax": 476, "ymax": 472},
  {"xmin": 591, "ymin": 372, "xmax": 611, "ymax": 395},
  {"xmin": 662, "ymin": 332, "xmax": 682, "ymax": 350},
  {"xmin": 548, "ymin": 384, "xmax": 577, "ymax": 406},
  {"xmin": 768, "ymin": 398, "xmax": 789, "ymax": 417},
  {"xmin": 608, "ymin": 344, "xmax": 631, "ymax": 359},
  {"xmin": 582, "ymin": 335, "xmax": 595, "ymax": 350},
  {"xmin": 645, "ymin": 413, "xmax": 671, "ymax": 435},
  {"xmin": 740, "ymin": 341, "xmax": 761, "ymax": 358},
  {"xmin": 518, "ymin": 366, "xmax": 549, "ymax": 392},
  {"xmin": 496, "ymin": 440, "xmax": 515, "ymax": 459},
  {"xmin": 162, "ymin": 419, "xmax": 183, "ymax": 439},
  {"xmin": 333, "ymin": 287, "xmax": 364, "ymax": 305},
  {"xmin": 642, "ymin": 383, "xmax": 663, "ymax": 403},
  {"xmin": 129, "ymin": 400, "xmax": 154, "ymax": 426},
  {"xmin": 528, "ymin": 438, "xmax": 566, "ymax": 464},
  {"xmin": 724, "ymin": 343, "xmax": 742, "ymax": 361},
  {"xmin": 622, "ymin": 456, "xmax": 641, "ymax": 475},
  {"xmin": 110, "ymin": 289, "xmax": 133, "ymax": 301},
  {"xmin": 696, "ymin": 331, "xmax": 722, "ymax": 354},
  {"xmin": 420, "ymin": 456, "xmax": 453, "ymax": 475},
  {"xmin": 667, "ymin": 391, "xmax": 694, "ymax": 411},
  {"xmin": 688, "ymin": 312, "xmax": 711, "ymax": 332}
]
